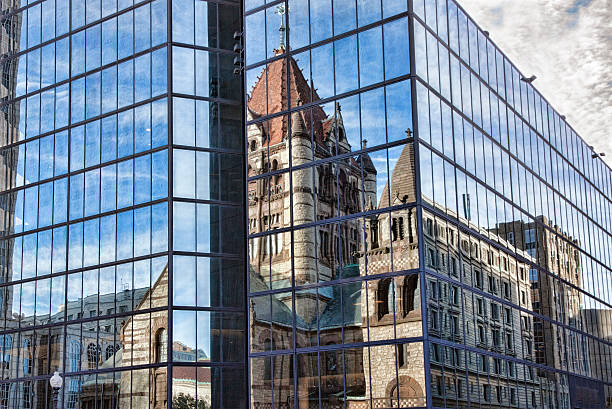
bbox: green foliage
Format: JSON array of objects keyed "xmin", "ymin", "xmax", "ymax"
[{"xmin": 172, "ymin": 393, "xmax": 210, "ymax": 409}]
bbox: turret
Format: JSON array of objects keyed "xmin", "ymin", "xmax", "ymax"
[
  {"xmin": 290, "ymin": 110, "xmax": 316, "ymax": 284},
  {"xmin": 360, "ymin": 140, "xmax": 378, "ymax": 209}
]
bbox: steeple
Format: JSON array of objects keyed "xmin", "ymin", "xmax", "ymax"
[{"xmin": 276, "ymin": 5, "xmax": 286, "ymax": 51}]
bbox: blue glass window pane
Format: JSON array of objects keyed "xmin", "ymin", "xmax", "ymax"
[
  {"xmin": 118, "ymin": 60, "xmax": 134, "ymax": 108},
  {"xmin": 134, "ymin": 3, "xmax": 151, "ymax": 53},
  {"xmin": 71, "ymin": 31, "xmax": 86, "ymax": 77},
  {"xmin": 71, "ymin": 78, "xmax": 85, "ymax": 124},
  {"xmin": 151, "ymin": 202, "xmax": 168, "ymax": 252},
  {"xmin": 118, "ymin": 110, "xmax": 133, "ymax": 158},
  {"xmin": 117, "ymin": 159, "xmax": 134, "ymax": 208},
  {"xmin": 84, "ymin": 169, "xmax": 100, "ymax": 217},
  {"xmin": 173, "ymin": 98, "xmax": 195, "ymax": 146},
  {"xmin": 134, "ymin": 155, "xmax": 151, "ymax": 204},
  {"xmin": 152, "ymin": 47, "xmax": 168, "ymax": 97},
  {"xmin": 172, "ymin": 0, "xmax": 195, "ymax": 44},
  {"xmin": 152, "ymin": 150, "xmax": 168, "ymax": 200},
  {"xmin": 40, "ymin": 90, "xmax": 55, "ymax": 135},
  {"xmin": 116, "ymin": 210, "xmax": 133, "ymax": 260},
  {"xmin": 102, "ymin": 18, "xmax": 118, "ymax": 65},
  {"xmin": 38, "ymin": 182, "xmax": 53, "ymax": 227},
  {"xmin": 101, "ymin": 164, "xmax": 117, "ymax": 213},
  {"xmin": 52, "ymin": 227, "xmax": 67, "ymax": 273},
  {"xmin": 70, "ymin": 126, "xmax": 85, "ymax": 171},
  {"xmin": 23, "ymin": 186, "xmax": 38, "ymax": 231},
  {"xmin": 101, "ymin": 66, "xmax": 118, "ymax": 114},
  {"xmin": 358, "ymin": 27, "xmax": 383, "ymax": 87},
  {"xmin": 69, "ymin": 173, "xmax": 84, "ymax": 220},
  {"xmin": 173, "ymin": 201, "xmax": 195, "ymax": 251},
  {"xmin": 118, "ymin": 11, "xmax": 134, "ymax": 60},
  {"xmin": 334, "ymin": 35, "xmax": 357, "ymax": 95},
  {"xmin": 101, "ymin": 115, "xmax": 118, "ymax": 163},
  {"xmin": 41, "ymin": 0, "xmax": 55, "ymax": 42},
  {"xmin": 102, "ymin": 0, "xmax": 117, "ymax": 16},
  {"xmin": 85, "ymin": 121, "xmax": 101, "ymax": 167},
  {"xmin": 135, "ymin": 54, "xmax": 151, "ymax": 103},
  {"xmin": 383, "ymin": 18, "xmax": 409, "ymax": 80},
  {"xmin": 152, "ymin": 98, "xmax": 168, "ymax": 148},
  {"xmin": 386, "ymin": 81, "xmax": 412, "ymax": 143},
  {"xmin": 289, "ymin": 0, "xmax": 309, "ymax": 49},
  {"xmin": 68, "ymin": 222, "xmax": 83, "ymax": 270},
  {"xmin": 134, "ymin": 206, "xmax": 151, "ymax": 257},
  {"xmin": 151, "ymin": 0, "xmax": 167, "ymax": 46},
  {"xmin": 53, "ymin": 178, "xmax": 68, "ymax": 224},
  {"xmin": 83, "ymin": 219, "xmax": 100, "ymax": 267},
  {"xmin": 86, "ymin": 24, "xmax": 101, "ymax": 71},
  {"xmin": 100, "ymin": 214, "xmax": 116, "ymax": 263},
  {"xmin": 86, "ymin": 72, "xmax": 101, "ymax": 119},
  {"xmin": 173, "ymin": 46, "xmax": 195, "ymax": 95},
  {"xmin": 134, "ymin": 104, "xmax": 151, "ymax": 153},
  {"xmin": 41, "ymin": 44, "xmax": 55, "ymax": 88}
]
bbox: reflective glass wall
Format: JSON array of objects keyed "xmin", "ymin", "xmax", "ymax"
[
  {"xmin": 245, "ymin": 0, "xmax": 425, "ymax": 408},
  {"xmin": 413, "ymin": 0, "xmax": 612, "ymax": 407},
  {"xmin": 244, "ymin": 0, "xmax": 612, "ymax": 408},
  {"xmin": 0, "ymin": 0, "xmax": 245, "ymax": 407}
]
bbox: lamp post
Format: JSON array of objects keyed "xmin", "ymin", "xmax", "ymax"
[{"xmin": 49, "ymin": 371, "xmax": 63, "ymax": 409}]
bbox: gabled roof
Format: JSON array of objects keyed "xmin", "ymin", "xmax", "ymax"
[{"xmin": 247, "ymin": 52, "xmax": 328, "ymax": 147}]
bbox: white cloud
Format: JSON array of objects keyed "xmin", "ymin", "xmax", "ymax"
[{"xmin": 459, "ymin": 0, "xmax": 612, "ymax": 167}]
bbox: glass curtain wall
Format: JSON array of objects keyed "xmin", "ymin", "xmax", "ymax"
[
  {"xmin": 244, "ymin": 0, "xmax": 612, "ymax": 409},
  {"xmin": 413, "ymin": 0, "xmax": 612, "ymax": 408},
  {"xmin": 245, "ymin": 0, "xmax": 425, "ymax": 408},
  {"xmin": 0, "ymin": 0, "xmax": 245, "ymax": 408}
]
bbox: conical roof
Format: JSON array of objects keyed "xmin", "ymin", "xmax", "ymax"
[
  {"xmin": 247, "ymin": 53, "xmax": 328, "ymax": 146},
  {"xmin": 291, "ymin": 110, "xmax": 308, "ymax": 136},
  {"xmin": 378, "ymin": 142, "xmax": 416, "ymax": 208}
]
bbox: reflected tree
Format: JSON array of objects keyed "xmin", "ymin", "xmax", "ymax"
[{"xmin": 172, "ymin": 393, "xmax": 210, "ymax": 409}]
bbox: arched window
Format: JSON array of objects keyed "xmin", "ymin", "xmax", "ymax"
[
  {"xmin": 69, "ymin": 341, "xmax": 81, "ymax": 372},
  {"xmin": 87, "ymin": 343, "xmax": 100, "ymax": 369},
  {"xmin": 250, "ymin": 140, "xmax": 257, "ymax": 151},
  {"xmin": 105, "ymin": 345, "xmax": 115, "ymax": 360},
  {"xmin": 403, "ymin": 275, "xmax": 418, "ymax": 316},
  {"xmin": 156, "ymin": 328, "xmax": 168, "ymax": 363}
]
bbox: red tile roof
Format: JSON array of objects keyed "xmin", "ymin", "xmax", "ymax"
[
  {"xmin": 247, "ymin": 51, "xmax": 329, "ymax": 147},
  {"xmin": 172, "ymin": 366, "xmax": 211, "ymax": 383}
]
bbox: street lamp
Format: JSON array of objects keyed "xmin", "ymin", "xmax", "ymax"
[{"xmin": 49, "ymin": 371, "xmax": 63, "ymax": 409}]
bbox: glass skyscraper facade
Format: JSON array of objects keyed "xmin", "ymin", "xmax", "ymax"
[
  {"xmin": 0, "ymin": 0, "xmax": 610, "ymax": 408},
  {"xmin": 0, "ymin": 0, "xmax": 244, "ymax": 407},
  {"xmin": 244, "ymin": 0, "xmax": 612, "ymax": 408}
]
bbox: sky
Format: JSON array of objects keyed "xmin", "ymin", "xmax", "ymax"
[{"xmin": 459, "ymin": 0, "xmax": 612, "ymax": 168}]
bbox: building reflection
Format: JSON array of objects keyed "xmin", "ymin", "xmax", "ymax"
[{"xmin": 244, "ymin": 41, "xmax": 600, "ymax": 408}]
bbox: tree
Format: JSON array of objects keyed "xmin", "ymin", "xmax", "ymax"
[{"xmin": 172, "ymin": 393, "xmax": 210, "ymax": 409}]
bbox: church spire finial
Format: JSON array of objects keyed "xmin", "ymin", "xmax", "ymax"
[
  {"xmin": 276, "ymin": 4, "xmax": 286, "ymax": 50},
  {"xmin": 276, "ymin": 5, "xmax": 286, "ymax": 50}
]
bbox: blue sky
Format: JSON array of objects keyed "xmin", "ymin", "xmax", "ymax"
[{"xmin": 460, "ymin": 0, "xmax": 612, "ymax": 166}]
